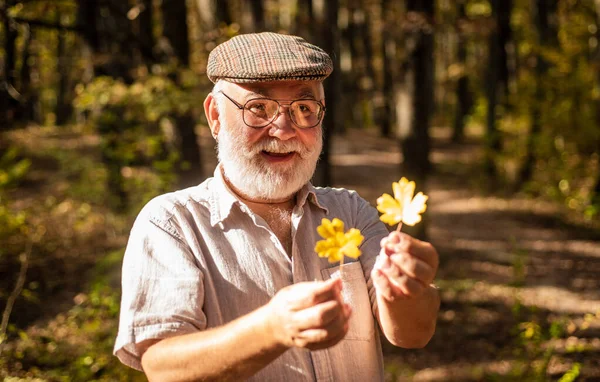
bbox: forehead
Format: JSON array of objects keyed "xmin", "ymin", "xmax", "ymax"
[{"xmin": 227, "ymin": 80, "xmax": 324, "ymax": 99}]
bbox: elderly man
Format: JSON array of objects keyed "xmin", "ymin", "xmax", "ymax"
[{"xmin": 114, "ymin": 32, "xmax": 440, "ymax": 381}]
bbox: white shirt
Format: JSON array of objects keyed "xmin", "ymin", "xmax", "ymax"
[{"xmin": 114, "ymin": 167, "xmax": 389, "ymax": 381}]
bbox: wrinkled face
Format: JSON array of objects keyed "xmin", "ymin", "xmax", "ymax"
[{"xmin": 210, "ymin": 80, "xmax": 325, "ymax": 201}]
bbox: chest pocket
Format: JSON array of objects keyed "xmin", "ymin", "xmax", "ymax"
[{"xmin": 321, "ymin": 261, "xmax": 375, "ymax": 341}]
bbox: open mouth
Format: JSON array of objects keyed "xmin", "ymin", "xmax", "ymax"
[{"xmin": 261, "ymin": 151, "xmax": 296, "ymax": 161}]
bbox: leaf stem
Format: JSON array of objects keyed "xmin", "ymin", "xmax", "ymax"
[{"xmin": 395, "ymin": 222, "xmax": 403, "ymax": 233}]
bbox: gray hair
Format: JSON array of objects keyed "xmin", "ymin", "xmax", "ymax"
[{"xmin": 211, "ymin": 80, "xmax": 228, "ymax": 115}]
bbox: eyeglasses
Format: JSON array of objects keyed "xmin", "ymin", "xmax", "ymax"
[{"xmin": 219, "ymin": 91, "xmax": 326, "ymax": 129}]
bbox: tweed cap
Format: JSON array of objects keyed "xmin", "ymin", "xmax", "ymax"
[{"xmin": 207, "ymin": 32, "xmax": 333, "ymax": 83}]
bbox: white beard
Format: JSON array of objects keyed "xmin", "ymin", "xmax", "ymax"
[{"xmin": 217, "ymin": 125, "xmax": 322, "ymax": 201}]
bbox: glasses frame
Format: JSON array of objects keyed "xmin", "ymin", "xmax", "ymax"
[{"xmin": 218, "ymin": 91, "xmax": 326, "ymax": 129}]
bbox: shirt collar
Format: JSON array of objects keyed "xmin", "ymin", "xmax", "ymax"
[
  {"xmin": 296, "ymin": 182, "xmax": 329, "ymax": 214},
  {"xmin": 209, "ymin": 164, "xmax": 329, "ymax": 227},
  {"xmin": 208, "ymin": 164, "xmax": 241, "ymax": 227}
]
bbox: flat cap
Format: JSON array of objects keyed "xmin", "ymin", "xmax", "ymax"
[{"xmin": 207, "ymin": 32, "xmax": 333, "ymax": 83}]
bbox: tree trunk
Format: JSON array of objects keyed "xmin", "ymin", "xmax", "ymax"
[
  {"xmin": 590, "ymin": 0, "xmax": 600, "ymax": 206},
  {"xmin": 361, "ymin": 11, "xmax": 375, "ymax": 85},
  {"xmin": 1, "ymin": 0, "xmax": 18, "ymax": 127},
  {"xmin": 339, "ymin": 0, "xmax": 359, "ymax": 133},
  {"xmin": 497, "ymin": 0, "xmax": 513, "ymax": 103},
  {"xmin": 195, "ymin": 0, "xmax": 216, "ymax": 31},
  {"xmin": 18, "ymin": 24, "xmax": 40, "ymax": 123},
  {"xmin": 161, "ymin": 0, "xmax": 202, "ymax": 188},
  {"xmin": 294, "ymin": 0, "xmax": 314, "ymax": 41},
  {"xmin": 483, "ymin": 0, "xmax": 503, "ymax": 182},
  {"xmin": 250, "ymin": 0, "xmax": 265, "ymax": 32},
  {"xmin": 398, "ymin": 0, "xmax": 435, "ymax": 240},
  {"xmin": 136, "ymin": 0, "xmax": 155, "ymax": 66},
  {"xmin": 160, "ymin": 0, "xmax": 189, "ymax": 66},
  {"xmin": 216, "ymin": 0, "xmax": 232, "ymax": 26},
  {"xmin": 515, "ymin": 0, "xmax": 558, "ymax": 189},
  {"xmin": 55, "ymin": 10, "xmax": 71, "ymax": 125},
  {"xmin": 452, "ymin": 1, "xmax": 471, "ymax": 143},
  {"xmin": 379, "ymin": 0, "xmax": 395, "ymax": 138},
  {"xmin": 399, "ymin": 0, "xmax": 434, "ymax": 185},
  {"xmin": 77, "ymin": 0, "xmax": 128, "ymax": 209},
  {"xmin": 313, "ymin": 0, "xmax": 339, "ymax": 187}
]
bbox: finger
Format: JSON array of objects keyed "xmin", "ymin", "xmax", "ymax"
[
  {"xmin": 301, "ymin": 308, "xmax": 351, "ymax": 350},
  {"xmin": 289, "ymin": 278, "xmax": 342, "ymax": 311},
  {"xmin": 293, "ymin": 299, "xmax": 344, "ymax": 330},
  {"xmin": 389, "ymin": 253, "xmax": 435, "ymax": 284},
  {"xmin": 378, "ymin": 255, "xmax": 402, "ymax": 279},
  {"xmin": 391, "ymin": 233, "xmax": 439, "ymax": 268},
  {"xmin": 385, "ymin": 270, "xmax": 426, "ymax": 298},
  {"xmin": 305, "ymin": 320, "xmax": 350, "ymax": 350},
  {"xmin": 295, "ymin": 306, "xmax": 348, "ymax": 344},
  {"xmin": 381, "ymin": 232, "xmax": 401, "ymax": 256},
  {"xmin": 371, "ymin": 268, "xmax": 405, "ymax": 301}
]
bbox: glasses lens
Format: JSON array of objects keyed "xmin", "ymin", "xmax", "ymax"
[
  {"xmin": 290, "ymin": 100, "xmax": 323, "ymax": 128},
  {"xmin": 244, "ymin": 99, "xmax": 279, "ymax": 127}
]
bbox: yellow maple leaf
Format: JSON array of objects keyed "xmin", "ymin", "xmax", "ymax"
[
  {"xmin": 315, "ymin": 218, "xmax": 364, "ymax": 263},
  {"xmin": 376, "ymin": 177, "xmax": 428, "ymax": 227}
]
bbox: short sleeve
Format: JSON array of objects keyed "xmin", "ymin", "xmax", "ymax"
[{"xmin": 114, "ymin": 203, "xmax": 206, "ymax": 371}]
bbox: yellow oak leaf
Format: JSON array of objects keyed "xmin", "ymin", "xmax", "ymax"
[
  {"xmin": 376, "ymin": 177, "xmax": 428, "ymax": 227},
  {"xmin": 315, "ymin": 218, "xmax": 364, "ymax": 263}
]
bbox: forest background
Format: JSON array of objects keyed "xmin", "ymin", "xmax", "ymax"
[{"xmin": 1, "ymin": 0, "xmax": 600, "ymax": 380}]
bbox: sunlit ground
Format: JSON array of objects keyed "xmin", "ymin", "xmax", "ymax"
[{"xmin": 1, "ymin": 123, "xmax": 599, "ymax": 381}]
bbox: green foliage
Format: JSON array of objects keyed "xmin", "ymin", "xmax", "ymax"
[
  {"xmin": 73, "ymin": 74, "xmax": 194, "ymax": 210},
  {"xmin": 0, "ymin": 148, "xmax": 31, "ymax": 190},
  {"xmin": 1, "ymin": 250, "xmax": 145, "ymax": 381},
  {"xmin": 503, "ymin": 304, "xmax": 596, "ymax": 382},
  {"xmin": 74, "ymin": 75, "xmax": 193, "ymax": 123},
  {"xmin": 496, "ymin": 0, "xmax": 600, "ymax": 218},
  {"xmin": 0, "ymin": 149, "xmax": 30, "ymax": 257},
  {"xmin": 558, "ymin": 363, "xmax": 581, "ymax": 382}
]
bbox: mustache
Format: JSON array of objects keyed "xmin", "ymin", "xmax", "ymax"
[{"xmin": 252, "ymin": 138, "xmax": 312, "ymax": 158}]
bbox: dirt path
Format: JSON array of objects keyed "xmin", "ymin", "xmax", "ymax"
[
  {"xmin": 4, "ymin": 125, "xmax": 599, "ymax": 380},
  {"xmin": 326, "ymin": 128, "xmax": 600, "ymax": 381}
]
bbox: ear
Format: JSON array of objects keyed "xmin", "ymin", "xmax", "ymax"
[{"xmin": 204, "ymin": 93, "xmax": 220, "ymax": 139}]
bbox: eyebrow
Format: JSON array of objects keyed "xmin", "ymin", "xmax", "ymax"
[{"xmin": 243, "ymin": 85, "xmax": 318, "ymax": 100}]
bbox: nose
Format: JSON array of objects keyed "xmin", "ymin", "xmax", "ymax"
[{"xmin": 268, "ymin": 106, "xmax": 297, "ymax": 141}]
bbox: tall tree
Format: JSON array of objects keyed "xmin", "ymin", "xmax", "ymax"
[
  {"xmin": 515, "ymin": 0, "xmax": 559, "ymax": 189},
  {"xmin": 398, "ymin": 0, "xmax": 434, "ymax": 185},
  {"xmin": 294, "ymin": 0, "xmax": 314, "ymax": 41},
  {"xmin": 379, "ymin": 0, "xmax": 395, "ymax": 138},
  {"xmin": 18, "ymin": 23, "xmax": 40, "ymax": 123},
  {"xmin": 161, "ymin": 0, "xmax": 189, "ymax": 66},
  {"xmin": 497, "ymin": 0, "xmax": 513, "ymax": 102},
  {"xmin": 313, "ymin": 0, "xmax": 340, "ymax": 187},
  {"xmin": 452, "ymin": 0, "xmax": 472, "ymax": 143},
  {"xmin": 216, "ymin": 0, "xmax": 232, "ymax": 26},
  {"xmin": 134, "ymin": 0, "xmax": 155, "ymax": 66},
  {"xmin": 249, "ymin": 0, "xmax": 265, "ymax": 32},
  {"xmin": 76, "ymin": 0, "xmax": 136, "ymax": 210},
  {"xmin": 591, "ymin": 0, "xmax": 600, "ymax": 206},
  {"xmin": 482, "ymin": 0, "xmax": 507, "ymax": 182},
  {"xmin": 1, "ymin": 0, "xmax": 18, "ymax": 127},
  {"xmin": 55, "ymin": 9, "xmax": 71, "ymax": 125},
  {"xmin": 396, "ymin": 0, "xmax": 435, "ymax": 239},
  {"xmin": 161, "ymin": 0, "xmax": 202, "ymax": 188}
]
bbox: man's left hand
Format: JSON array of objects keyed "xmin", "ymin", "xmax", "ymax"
[{"xmin": 371, "ymin": 231, "xmax": 439, "ymax": 301}]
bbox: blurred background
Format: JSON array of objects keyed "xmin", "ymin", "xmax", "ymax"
[{"xmin": 1, "ymin": 0, "xmax": 600, "ymax": 380}]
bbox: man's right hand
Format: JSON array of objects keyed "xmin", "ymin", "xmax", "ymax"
[{"xmin": 267, "ymin": 278, "xmax": 351, "ymax": 351}]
